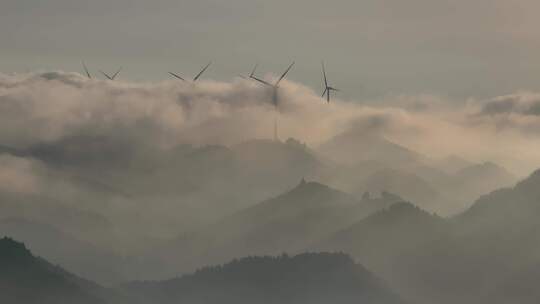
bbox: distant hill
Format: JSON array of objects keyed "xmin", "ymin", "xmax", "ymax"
[
  {"xmin": 456, "ymin": 162, "xmax": 515, "ymax": 183},
  {"xmin": 26, "ymin": 135, "xmax": 137, "ymax": 169},
  {"xmin": 351, "ymin": 169, "xmax": 540, "ymax": 304},
  {"xmin": 431, "ymin": 155, "xmax": 474, "ymax": 174},
  {"xmin": 450, "ymin": 162, "xmax": 516, "ymax": 203},
  {"xmin": 314, "ymin": 202, "xmax": 449, "ymax": 272},
  {"xmin": 456, "ymin": 167, "xmax": 540, "ymax": 236},
  {"xmin": 0, "ymin": 218, "xmax": 126, "ymax": 285},
  {"xmin": 336, "ymin": 160, "xmax": 517, "ymax": 216},
  {"xmin": 230, "ymin": 138, "xmax": 327, "ymax": 198},
  {"xmin": 0, "ymin": 237, "xmax": 128, "ymax": 304},
  {"xmin": 316, "ymin": 129, "xmax": 516, "ymax": 215},
  {"xmin": 355, "ymin": 169, "xmax": 446, "ymax": 212},
  {"xmin": 307, "ymin": 168, "xmax": 540, "ymax": 304},
  {"xmin": 232, "ymin": 138, "xmax": 321, "ymax": 171},
  {"xmin": 2, "ymin": 137, "xmax": 333, "ymax": 243},
  {"xmin": 393, "ymin": 167, "xmax": 540, "ymax": 304},
  {"xmin": 0, "ymin": 196, "xmax": 115, "ymax": 250},
  {"xmin": 316, "ymin": 125, "xmax": 518, "ymax": 215},
  {"xmin": 159, "ymin": 180, "xmax": 402, "ymax": 276},
  {"xmin": 318, "ymin": 129, "xmax": 423, "ymax": 167},
  {"xmin": 123, "ymin": 252, "xmax": 407, "ymax": 304}
]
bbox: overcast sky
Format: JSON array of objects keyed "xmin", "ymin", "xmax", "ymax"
[{"xmin": 2, "ymin": 0, "xmax": 540, "ymax": 100}]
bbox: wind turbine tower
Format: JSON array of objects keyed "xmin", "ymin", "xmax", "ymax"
[{"xmin": 250, "ymin": 62, "xmax": 295, "ymax": 141}]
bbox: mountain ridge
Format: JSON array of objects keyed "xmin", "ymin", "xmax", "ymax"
[{"xmin": 122, "ymin": 252, "xmax": 407, "ymax": 304}]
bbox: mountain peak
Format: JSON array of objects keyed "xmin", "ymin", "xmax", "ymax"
[
  {"xmin": 386, "ymin": 201, "xmax": 425, "ymax": 215},
  {"xmin": 286, "ymin": 180, "xmax": 345, "ymax": 201},
  {"xmin": 388, "ymin": 201, "xmax": 441, "ymax": 216},
  {"xmin": 0, "ymin": 238, "xmax": 116, "ymax": 304},
  {"xmin": 516, "ymin": 168, "xmax": 540, "ymax": 191},
  {"xmin": 318, "ymin": 127, "xmax": 423, "ymax": 166},
  {"xmin": 467, "ymin": 166, "xmax": 540, "ymax": 213},
  {"xmin": 0, "ymin": 237, "xmax": 33, "ymax": 262},
  {"xmin": 124, "ymin": 252, "xmax": 406, "ymax": 304},
  {"xmin": 357, "ymin": 201, "xmax": 443, "ymax": 228},
  {"xmin": 457, "ymin": 161, "xmax": 514, "ymax": 178}
]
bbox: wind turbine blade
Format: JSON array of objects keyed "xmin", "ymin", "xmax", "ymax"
[
  {"xmin": 111, "ymin": 67, "xmax": 122, "ymax": 80},
  {"xmin": 327, "ymin": 90, "xmax": 330, "ymax": 103},
  {"xmin": 322, "ymin": 88, "xmax": 328, "ymax": 98},
  {"xmin": 275, "ymin": 61, "xmax": 295, "ymax": 86},
  {"xmin": 193, "ymin": 61, "xmax": 212, "ymax": 81},
  {"xmin": 99, "ymin": 70, "xmax": 113, "ymax": 80},
  {"xmin": 82, "ymin": 61, "xmax": 91, "ymax": 79},
  {"xmin": 169, "ymin": 72, "xmax": 185, "ymax": 81},
  {"xmin": 250, "ymin": 63, "xmax": 259, "ymax": 77},
  {"xmin": 322, "ymin": 62, "xmax": 328, "ymax": 88},
  {"xmin": 250, "ymin": 76, "xmax": 273, "ymax": 87}
]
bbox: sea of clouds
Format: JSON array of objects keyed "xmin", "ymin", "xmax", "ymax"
[{"xmin": 0, "ymin": 71, "xmax": 539, "ymax": 176}]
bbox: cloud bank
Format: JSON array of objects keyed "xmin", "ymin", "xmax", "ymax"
[{"xmin": 0, "ymin": 71, "xmax": 539, "ymax": 175}]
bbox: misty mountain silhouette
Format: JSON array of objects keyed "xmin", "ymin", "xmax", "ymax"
[
  {"xmin": 350, "ymin": 170, "xmax": 540, "ymax": 304},
  {"xmin": 157, "ymin": 138, "xmax": 329, "ymax": 226},
  {"xmin": 0, "ymin": 196, "xmax": 114, "ymax": 248},
  {"xmin": 4, "ymin": 136, "xmax": 332, "ymax": 240},
  {"xmin": 26, "ymin": 135, "xmax": 137, "ymax": 168},
  {"xmin": 318, "ymin": 129, "xmax": 422, "ymax": 166},
  {"xmin": 316, "ymin": 129, "xmax": 516, "ymax": 215},
  {"xmin": 314, "ymin": 202, "xmax": 448, "ymax": 272},
  {"xmin": 0, "ymin": 237, "xmax": 125, "ymax": 304},
  {"xmin": 161, "ymin": 180, "xmax": 403, "ymax": 276},
  {"xmin": 1, "ymin": 237, "xmax": 408, "ymax": 304},
  {"xmin": 456, "ymin": 161, "xmax": 514, "ymax": 181},
  {"xmin": 346, "ymin": 161, "xmax": 516, "ymax": 215},
  {"xmin": 431, "ymin": 155, "xmax": 474, "ymax": 174},
  {"xmin": 451, "ymin": 161, "xmax": 516, "ymax": 202},
  {"xmin": 232, "ymin": 138, "xmax": 320, "ymax": 168},
  {"xmin": 457, "ymin": 167, "xmax": 540, "ymax": 232},
  {"xmin": 123, "ymin": 252, "xmax": 407, "ymax": 304},
  {"xmin": 0, "ymin": 218, "xmax": 126, "ymax": 285},
  {"xmin": 356, "ymin": 169, "xmax": 444, "ymax": 211},
  {"xmin": 230, "ymin": 138, "xmax": 325, "ymax": 196}
]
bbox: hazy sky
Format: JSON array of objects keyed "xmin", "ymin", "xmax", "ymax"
[{"xmin": 2, "ymin": 0, "xmax": 540, "ymax": 100}]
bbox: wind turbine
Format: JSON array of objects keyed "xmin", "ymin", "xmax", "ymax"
[
  {"xmin": 239, "ymin": 64, "xmax": 259, "ymax": 80},
  {"xmin": 321, "ymin": 62, "xmax": 339, "ymax": 103},
  {"xmin": 250, "ymin": 61, "xmax": 295, "ymax": 107},
  {"xmin": 82, "ymin": 61, "xmax": 92, "ymax": 79},
  {"xmin": 250, "ymin": 62, "xmax": 295, "ymax": 141},
  {"xmin": 169, "ymin": 62, "xmax": 212, "ymax": 82},
  {"xmin": 99, "ymin": 67, "xmax": 122, "ymax": 80}
]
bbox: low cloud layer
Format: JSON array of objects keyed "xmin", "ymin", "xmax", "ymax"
[
  {"xmin": 0, "ymin": 71, "xmax": 539, "ymax": 175},
  {"xmin": 470, "ymin": 92, "xmax": 540, "ymax": 136}
]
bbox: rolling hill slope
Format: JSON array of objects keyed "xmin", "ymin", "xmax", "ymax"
[{"xmin": 123, "ymin": 252, "xmax": 407, "ymax": 304}]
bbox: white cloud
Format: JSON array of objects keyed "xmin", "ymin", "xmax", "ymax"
[{"xmin": 1, "ymin": 71, "xmax": 540, "ymax": 175}]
